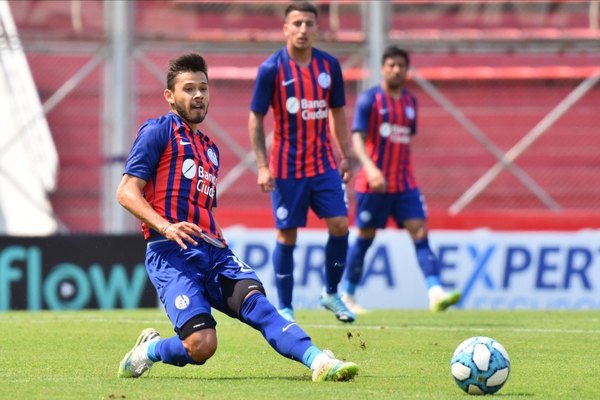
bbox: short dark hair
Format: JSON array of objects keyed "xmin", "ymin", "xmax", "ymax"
[
  {"xmin": 166, "ymin": 53, "xmax": 208, "ymax": 90},
  {"xmin": 285, "ymin": 1, "xmax": 318, "ymax": 19},
  {"xmin": 382, "ymin": 45, "xmax": 410, "ymax": 67}
]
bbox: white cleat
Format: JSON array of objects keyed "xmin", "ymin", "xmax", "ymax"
[
  {"xmin": 341, "ymin": 293, "xmax": 369, "ymax": 315},
  {"xmin": 429, "ymin": 289, "xmax": 461, "ymax": 312},
  {"xmin": 311, "ymin": 350, "xmax": 359, "ymax": 382},
  {"xmin": 117, "ymin": 328, "xmax": 161, "ymax": 378}
]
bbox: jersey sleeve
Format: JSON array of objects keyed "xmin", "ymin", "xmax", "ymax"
[
  {"xmin": 123, "ymin": 120, "xmax": 169, "ymax": 181},
  {"xmin": 249, "ymin": 60, "xmax": 277, "ymax": 115},
  {"xmin": 409, "ymin": 95, "xmax": 418, "ymax": 135},
  {"xmin": 328, "ymin": 58, "xmax": 346, "ymax": 109},
  {"xmin": 351, "ymin": 90, "xmax": 373, "ymax": 134}
]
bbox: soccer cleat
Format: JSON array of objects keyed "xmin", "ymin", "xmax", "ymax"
[
  {"xmin": 320, "ymin": 292, "xmax": 355, "ymax": 323},
  {"xmin": 118, "ymin": 328, "xmax": 161, "ymax": 378},
  {"xmin": 311, "ymin": 350, "xmax": 359, "ymax": 382},
  {"xmin": 341, "ymin": 293, "xmax": 368, "ymax": 315},
  {"xmin": 430, "ymin": 290, "xmax": 461, "ymax": 312},
  {"xmin": 277, "ymin": 307, "xmax": 295, "ymax": 322}
]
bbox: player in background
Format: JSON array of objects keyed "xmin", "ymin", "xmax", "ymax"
[
  {"xmin": 116, "ymin": 53, "xmax": 358, "ymax": 382},
  {"xmin": 341, "ymin": 46, "xmax": 461, "ymax": 314},
  {"xmin": 248, "ymin": 2, "xmax": 355, "ymax": 323}
]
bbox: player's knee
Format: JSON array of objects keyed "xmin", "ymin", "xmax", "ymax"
[
  {"xmin": 221, "ymin": 278, "xmax": 266, "ymax": 319},
  {"xmin": 177, "ymin": 313, "xmax": 218, "ymax": 363},
  {"xmin": 183, "ymin": 330, "xmax": 218, "ymax": 363},
  {"xmin": 277, "ymin": 228, "xmax": 297, "ymax": 245},
  {"xmin": 327, "ymin": 216, "xmax": 349, "ymax": 236},
  {"xmin": 412, "ymin": 226, "xmax": 428, "ymax": 241}
]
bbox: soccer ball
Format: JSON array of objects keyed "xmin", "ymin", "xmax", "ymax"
[{"xmin": 450, "ymin": 336, "xmax": 511, "ymax": 395}]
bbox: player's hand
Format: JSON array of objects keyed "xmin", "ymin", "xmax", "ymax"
[
  {"xmin": 257, "ymin": 166, "xmax": 275, "ymax": 192},
  {"xmin": 162, "ymin": 221, "xmax": 202, "ymax": 249},
  {"xmin": 366, "ymin": 166, "xmax": 386, "ymax": 192},
  {"xmin": 339, "ymin": 157, "xmax": 353, "ymax": 183}
]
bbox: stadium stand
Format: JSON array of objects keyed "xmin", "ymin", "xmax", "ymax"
[{"xmin": 5, "ymin": 0, "xmax": 600, "ymax": 232}]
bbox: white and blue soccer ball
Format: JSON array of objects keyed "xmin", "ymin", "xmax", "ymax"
[{"xmin": 450, "ymin": 336, "xmax": 511, "ymax": 395}]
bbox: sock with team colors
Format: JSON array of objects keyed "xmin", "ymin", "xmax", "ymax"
[
  {"xmin": 151, "ymin": 336, "xmax": 199, "ymax": 367},
  {"xmin": 324, "ymin": 233, "xmax": 349, "ymax": 294},
  {"xmin": 272, "ymin": 242, "xmax": 295, "ymax": 309},
  {"xmin": 414, "ymin": 238, "xmax": 441, "ymax": 282},
  {"xmin": 343, "ymin": 236, "xmax": 374, "ymax": 295},
  {"xmin": 240, "ymin": 292, "xmax": 313, "ymax": 362}
]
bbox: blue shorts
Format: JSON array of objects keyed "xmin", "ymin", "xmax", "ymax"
[
  {"xmin": 270, "ymin": 168, "xmax": 348, "ymax": 229},
  {"xmin": 145, "ymin": 239, "xmax": 262, "ymax": 330},
  {"xmin": 354, "ymin": 188, "xmax": 427, "ymax": 229}
]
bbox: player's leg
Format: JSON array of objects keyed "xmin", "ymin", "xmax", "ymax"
[
  {"xmin": 240, "ymin": 291, "xmax": 358, "ymax": 381},
  {"xmin": 396, "ymin": 190, "xmax": 461, "ymax": 312},
  {"xmin": 223, "ymin": 283, "xmax": 358, "ymax": 381},
  {"xmin": 342, "ymin": 192, "xmax": 390, "ymax": 313},
  {"xmin": 274, "ymin": 228, "xmax": 297, "ymax": 321},
  {"xmin": 216, "ymin": 254, "xmax": 358, "ymax": 382},
  {"xmin": 321, "ymin": 214, "xmax": 354, "ymax": 323},
  {"xmin": 342, "ymin": 227, "xmax": 375, "ymax": 314},
  {"xmin": 311, "ymin": 170, "xmax": 355, "ymax": 323},
  {"xmin": 271, "ymin": 177, "xmax": 311, "ymax": 321},
  {"xmin": 404, "ymin": 218, "xmax": 460, "ymax": 311},
  {"xmin": 118, "ymin": 241, "xmax": 217, "ymax": 378}
]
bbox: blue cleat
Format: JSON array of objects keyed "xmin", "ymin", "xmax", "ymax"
[
  {"xmin": 277, "ymin": 307, "xmax": 295, "ymax": 322},
  {"xmin": 320, "ymin": 292, "xmax": 355, "ymax": 323}
]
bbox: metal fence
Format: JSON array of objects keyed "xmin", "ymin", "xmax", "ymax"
[{"xmin": 2, "ymin": 0, "xmax": 600, "ymax": 234}]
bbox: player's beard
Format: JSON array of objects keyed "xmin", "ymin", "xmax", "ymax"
[
  {"xmin": 174, "ymin": 102, "xmax": 207, "ymax": 125},
  {"xmin": 385, "ymin": 77, "xmax": 405, "ymax": 91}
]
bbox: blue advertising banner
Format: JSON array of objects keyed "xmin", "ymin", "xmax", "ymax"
[{"xmin": 224, "ymin": 227, "xmax": 600, "ymax": 310}]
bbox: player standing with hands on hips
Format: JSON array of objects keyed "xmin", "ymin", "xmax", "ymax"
[
  {"xmin": 341, "ymin": 46, "xmax": 461, "ymax": 314},
  {"xmin": 116, "ymin": 53, "xmax": 358, "ymax": 382},
  {"xmin": 248, "ymin": 1, "xmax": 355, "ymax": 323}
]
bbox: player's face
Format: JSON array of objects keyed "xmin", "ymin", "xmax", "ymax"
[
  {"xmin": 381, "ymin": 56, "xmax": 408, "ymax": 90},
  {"xmin": 284, "ymin": 11, "xmax": 317, "ymax": 50},
  {"xmin": 164, "ymin": 71, "xmax": 209, "ymax": 128}
]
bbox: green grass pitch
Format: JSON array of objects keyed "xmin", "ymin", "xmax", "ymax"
[{"xmin": 1, "ymin": 309, "xmax": 599, "ymax": 399}]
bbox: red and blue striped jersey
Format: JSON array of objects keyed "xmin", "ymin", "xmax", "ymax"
[
  {"xmin": 353, "ymin": 86, "xmax": 419, "ymax": 193},
  {"xmin": 124, "ymin": 112, "xmax": 224, "ymax": 244},
  {"xmin": 250, "ymin": 46, "xmax": 346, "ymax": 179}
]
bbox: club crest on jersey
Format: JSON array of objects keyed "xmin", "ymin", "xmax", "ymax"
[
  {"xmin": 405, "ymin": 106, "xmax": 415, "ymax": 120},
  {"xmin": 175, "ymin": 295, "xmax": 190, "ymax": 310},
  {"xmin": 318, "ymin": 72, "xmax": 331, "ymax": 89},
  {"xmin": 276, "ymin": 206, "xmax": 289, "ymax": 221},
  {"xmin": 359, "ymin": 210, "xmax": 372, "ymax": 223},
  {"xmin": 207, "ymin": 148, "xmax": 218, "ymax": 167}
]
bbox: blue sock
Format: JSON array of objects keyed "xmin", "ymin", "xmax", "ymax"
[
  {"xmin": 414, "ymin": 238, "xmax": 441, "ymax": 288},
  {"xmin": 301, "ymin": 345, "xmax": 322, "ymax": 369},
  {"xmin": 240, "ymin": 292, "xmax": 313, "ymax": 363},
  {"xmin": 343, "ymin": 236, "xmax": 374, "ymax": 295},
  {"xmin": 273, "ymin": 242, "xmax": 295, "ymax": 309},
  {"xmin": 324, "ymin": 233, "xmax": 349, "ymax": 294},
  {"xmin": 426, "ymin": 275, "xmax": 442, "ymax": 288},
  {"xmin": 152, "ymin": 336, "xmax": 199, "ymax": 367}
]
